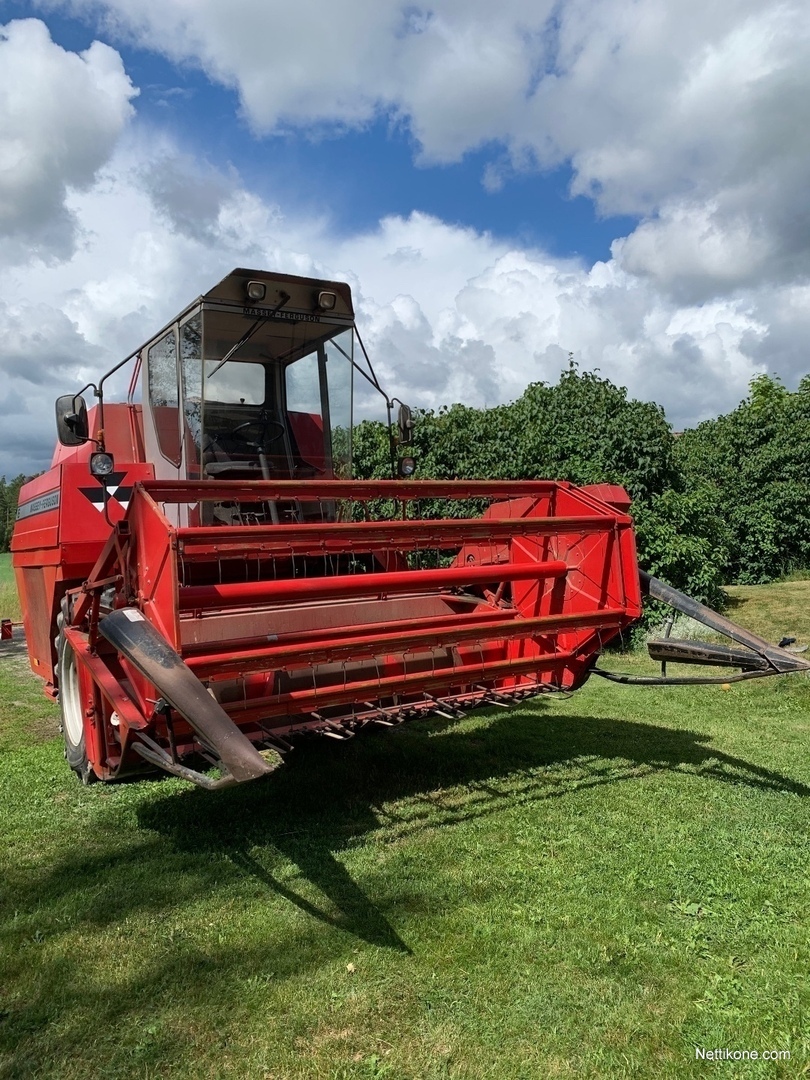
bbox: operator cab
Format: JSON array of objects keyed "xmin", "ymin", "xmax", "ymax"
[
  {"xmin": 139, "ymin": 268, "xmax": 361, "ymax": 524},
  {"xmin": 52, "ymin": 269, "xmax": 407, "ymax": 527},
  {"xmin": 144, "ymin": 269, "xmax": 355, "ymax": 490}
]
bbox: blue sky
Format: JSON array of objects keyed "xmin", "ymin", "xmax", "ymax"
[
  {"xmin": 3, "ymin": 0, "xmax": 637, "ymax": 259},
  {"xmin": 0, "ymin": 1, "xmax": 808, "ymax": 476}
]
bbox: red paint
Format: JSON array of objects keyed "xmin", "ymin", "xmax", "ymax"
[
  {"xmin": 178, "ymin": 559, "xmax": 567, "ymax": 610},
  {"xmin": 11, "ymin": 269, "xmax": 644, "ymax": 786}
]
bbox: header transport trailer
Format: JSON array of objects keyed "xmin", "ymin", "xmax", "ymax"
[{"xmin": 11, "ymin": 269, "xmax": 810, "ymax": 789}]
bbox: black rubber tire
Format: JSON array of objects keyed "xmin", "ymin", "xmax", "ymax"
[{"xmin": 56, "ymin": 607, "xmax": 95, "ymax": 784}]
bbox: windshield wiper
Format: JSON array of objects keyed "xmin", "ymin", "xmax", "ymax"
[{"xmin": 207, "ymin": 291, "xmax": 290, "ymax": 378}]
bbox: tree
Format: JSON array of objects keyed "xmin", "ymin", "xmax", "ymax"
[
  {"xmin": 676, "ymin": 374, "xmax": 810, "ymax": 584},
  {"xmin": 353, "ymin": 365, "xmax": 727, "ymax": 607},
  {"xmin": 0, "ymin": 475, "xmax": 26, "ymax": 553}
]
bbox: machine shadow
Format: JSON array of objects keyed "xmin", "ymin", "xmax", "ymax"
[
  {"xmin": 4, "ymin": 702, "xmax": 809, "ymax": 1078},
  {"xmin": 137, "ymin": 705, "xmax": 810, "ymax": 947},
  {"xmin": 227, "ymin": 844, "xmax": 411, "ymax": 953}
]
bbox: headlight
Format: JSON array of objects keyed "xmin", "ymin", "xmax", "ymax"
[
  {"xmin": 90, "ymin": 451, "xmax": 115, "ymax": 478},
  {"xmin": 398, "ymin": 456, "xmax": 416, "ymax": 478}
]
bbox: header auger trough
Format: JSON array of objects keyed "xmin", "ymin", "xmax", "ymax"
[{"xmin": 11, "ymin": 269, "xmax": 810, "ymax": 789}]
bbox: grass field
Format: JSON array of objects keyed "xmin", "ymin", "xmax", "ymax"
[
  {"xmin": 0, "ymin": 553, "xmax": 21, "ymax": 624},
  {"xmin": 1, "ymin": 569, "xmax": 809, "ymax": 1078}
]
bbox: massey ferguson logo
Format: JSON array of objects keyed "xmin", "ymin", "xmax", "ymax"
[
  {"xmin": 79, "ymin": 473, "xmax": 134, "ymax": 514},
  {"xmin": 16, "ymin": 490, "xmax": 60, "ymax": 520},
  {"xmin": 242, "ymin": 305, "xmax": 321, "ymax": 323}
]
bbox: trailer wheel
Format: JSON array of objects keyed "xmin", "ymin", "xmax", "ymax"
[{"xmin": 56, "ymin": 611, "xmax": 95, "ymax": 784}]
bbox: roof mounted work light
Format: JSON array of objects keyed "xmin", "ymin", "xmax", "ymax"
[{"xmin": 246, "ymin": 280, "xmax": 266, "ymax": 302}]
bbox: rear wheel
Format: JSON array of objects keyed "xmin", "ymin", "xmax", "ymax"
[{"xmin": 56, "ymin": 609, "xmax": 95, "ymax": 784}]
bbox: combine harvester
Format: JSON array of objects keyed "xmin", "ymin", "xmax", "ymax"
[{"xmin": 12, "ymin": 270, "xmax": 810, "ymax": 788}]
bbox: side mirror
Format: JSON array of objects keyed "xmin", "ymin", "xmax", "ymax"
[
  {"xmin": 55, "ymin": 394, "xmax": 89, "ymax": 446},
  {"xmin": 397, "ymin": 403, "xmax": 414, "ymax": 445}
]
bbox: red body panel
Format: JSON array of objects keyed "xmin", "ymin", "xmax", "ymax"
[{"xmin": 11, "ymin": 403, "xmax": 153, "ymax": 688}]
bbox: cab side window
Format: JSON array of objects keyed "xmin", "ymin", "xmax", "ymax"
[
  {"xmin": 180, "ymin": 316, "xmax": 202, "ymax": 469},
  {"xmin": 148, "ymin": 330, "xmax": 181, "ymax": 465}
]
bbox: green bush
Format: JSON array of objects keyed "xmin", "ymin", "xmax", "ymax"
[
  {"xmin": 354, "ymin": 365, "xmax": 727, "ymax": 610},
  {"xmin": 676, "ymin": 374, "xmax": 810, "ymax": 584}
]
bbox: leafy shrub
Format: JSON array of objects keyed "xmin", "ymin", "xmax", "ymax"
[
  {"xmin": 676, "ymin": 374, "xmax": 810, "ymax": 583},
  {"xmin": 354, "ymin": 365, "xmax": 727, "ymax": 610}
]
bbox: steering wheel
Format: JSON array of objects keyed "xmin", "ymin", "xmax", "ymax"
[{"xmin": 231, "ymin": 413, "xmax": 286, "ymax": 450}]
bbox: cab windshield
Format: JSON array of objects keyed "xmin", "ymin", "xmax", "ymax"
[{"xmin": 176, "ymin": 312, "xmax": 354, "ymax": 481}]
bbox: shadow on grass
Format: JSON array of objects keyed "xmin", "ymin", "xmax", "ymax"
[
  {"xmin": 144, "ymin": 708, "xmax": 810, "ymax": 926},
  {"xmin": 138, "ymin": 703, "xmax": 810, "ymax": 842},
  {"xmin": 9, "ymin": 708, "xmax": 810, "ymax": 942},
  {"xmin": 724, "ymin": 594, "xmax": 748, "ymax": 612},
  {"xmin": 2, "ymin": 707, "xmax": 809, "ymax": 1077}
]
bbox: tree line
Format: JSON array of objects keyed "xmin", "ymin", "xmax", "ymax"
[
  {"xmin": 0, "ymin": 475, "xmax": 26, "ymax": 554},
  {"xmin": 3, "ymin": 368, "xmax": 806, "ymax": 608},
  {"xmin": 354, "ymin": 366, "xmax": 808, "ymax": 609}
]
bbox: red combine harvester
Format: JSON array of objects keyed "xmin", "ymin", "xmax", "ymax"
[{"xmin": 11, "ymin": 269, "xmax": 810, "ymax": 788}]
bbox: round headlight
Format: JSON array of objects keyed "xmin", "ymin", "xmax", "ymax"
[
  {"xmin": 398, "ymin": 456, "xmax": 416, "ymax": 478},
  {"xmin": 90, "ymin": 451, "xmax": 115, "ymax": 478}
]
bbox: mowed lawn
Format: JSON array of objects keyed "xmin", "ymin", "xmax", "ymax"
[
  {"xmin": 0, "ymin": 553, "xmax": 21, "ymax": 624},
  {"xmin": 1, "ymin": 554, "xmax": 808, "ymax": 1079}
]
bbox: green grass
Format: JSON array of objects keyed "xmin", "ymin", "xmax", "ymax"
[
  {"xmin": 0, "ymin": 553, "xmax": 22, "ymax": 623},
  {"xmin": 1, "ymin": 584, "xmax": 809, "ymax": 1078},
  {"xmin": 725, "ymin": 579, "xmax": 810, "ymax": 645}
]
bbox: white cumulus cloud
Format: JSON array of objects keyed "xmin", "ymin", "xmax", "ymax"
[
  {"xmin": 0, "ymin": 18, "xmax": 137, "ymax": 261},
  {"xmin": 0, "ymin": 141, "xmax": 779, "ymax": 480},
  {"xmin": 42, "ymin": 0, "xmax": 810, "ymax": 301},
  {"xmin": 1, "ymin": 9, "xmax": 808, "ymax": 479}
]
